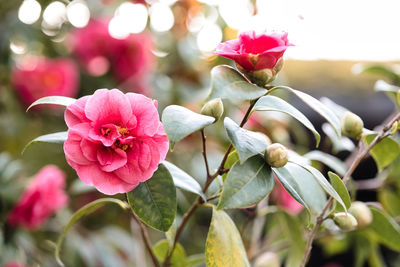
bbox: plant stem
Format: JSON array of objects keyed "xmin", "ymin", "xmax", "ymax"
[
  {"xmin": 163, "ymin": 99, "xmax": 259, "ymax": 266},
  {"xmin": 300, "ymin": 112, "xmax": 400, "ymax": 267},
  {"xmin": 131, "ymin": 211, "xmax": 160, "ymax": 267}
]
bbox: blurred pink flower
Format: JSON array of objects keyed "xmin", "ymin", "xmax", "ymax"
[
  {"xmin": 69, "ymin": 19, "xmax": 154, "ymax": 94},
  {"xmin": 271, "ymin": 175, "xmax": 303, "ymax": 215},
  {"xmin": 11, "ymin": 57, "xmax": 79, "ymax": 108},
  {"xmin": 64, "ymin": 89, "xmax": 169, "ymax": 195},
  {"xmin": 215, "ymin": 31, "xmax": 293, "ymax": 71},
  {"xmin": 7, "ymin": 165, "xmax": 68, "ymax": 229},
  {"xmin": 4, "ymin": 261, "xmax": 27, "ymax": 267}
]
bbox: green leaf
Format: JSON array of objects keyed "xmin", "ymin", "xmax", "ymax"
[
  {"xmin": 207, "ymin": 65, "xmax": 267, "ymax": 101},
  {"xmin": 162, "ymin": 161, "xmax": 206, "ymax": 200},
  {"xmin": 222, "ymin": 150, "xmax": 239, "ymax": 181},
  {"xmin": 23, "ymin": 131, "xmax": 68, "ymax": 154},
  {"xmin": 127, "ymin": 164, "xmax": 177, "ymax": 232},
  {"xmin": 27, "ymin": 96, "xmax": 76, "ymax": 111},
  {"xmin": 322, "ymin": 123, "xmax": 355, "ymax": 153},
  {"xmin": 55, "ymin": 198, "xmax": 129, "ymax": 266},
  {"xmin": 186, "ymin": 254, "xmax": 205, "ymax": 266},
  {"xmin": 217, "ymin": 155, "xmax": 274, "ymax": 209},
  {"xmin": 162, "ymin": 105, "xmax": 215, "ymax": 149},
  {"xmin": 374, "ymin": 80, "xmax": 400, "ymax": 93},
  {"xmin": 253, "ymin": 95, "xmax": 320, "ymax": 146},
  {"xmin": 153, "ymin": 240, "xmax": 186, "ymax": 267},
  {"xmin": 304, "ymin": 151, "xmax": 347, "ymax": 176},
  {"xmin": 273, "ymin": 163, "xmax": 326, "ymax": 214},
  {"xmin": 328, "ymin": 172, "xmax": 351, "ymax": 210},
  {"xmin": 205, "ymin": 208, "xmax": 250, "ymax": 267},
  {"xmin": 365, "ymin": 134, "xmax": 400, "ymax": 171},
  {"xmin": 298, "ymin": 164, "xmax": 347, "ymax": 212},
  {"xmin": 271, "ymin": 86, "xmax": 341, "ymax": 137},
  {"xmin": 379, "ymin": 189, "xmax": 400, "ymax": 217},
  {"xmin": 224, "ymin": 118, "xmax": 269, "ymax": 163},
  {"xmin": 355, "ymin": 64, "xmax": 400, "ymax": 83},
  {"xmin": 368, "ymin": 206, "xmax": 400, "ymax": 251}
]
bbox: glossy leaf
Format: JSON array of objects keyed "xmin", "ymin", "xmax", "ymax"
[
  {"xmin": 274, "ymin": 163, "xmax": 326, "ymax": 214},
  {"xmin": 153, "ymin": 240, "xmax": 186, "ymax": 267},
  {"xmin": 253, "ymin": 95, "xmax": 320, "ymax": 146},
  {"xmin": 55, "ymin": 198, "xmax": 129, "ymax": 266},
  {"xmin": 328, "ymin": 172, "xmax": 351, "ymax": 210},
  {"xmin": 127, "ymin": 164, "xmax": 176, "ymax": 232},
  {"xmin": 186, "ymin": 254, "xmax": 205, "ymax": 267},
  {"xmin": 369, "ymin": 206, "xmax": 400, "ymax": 252},
  {"xmin": 365, "ymin": 134, "xmax": 400, "ymax": 171},
  {"xmin": 222, "ymin": 150, "xmax": 239, "ymax": 181},
  {"xmin": 355, "ymin": 64, "xmax": 400, "ymax": 83},
  {"xmin": 217, "ymin": 155, "xmax": 274, "ymax": 209},
  {"xmin": 322, "ymin": 123, "xmax": 355, "ymax": 153},
  {"xmin": 271, "ymin": 86, "xmax": 341, "ymax": 137},
  {"xmin": 27, "ymin": 96, "xmax": 76, "ymax": 111},
  {"xmin": 162, "ymin": 105, "xmax": 215, "ymax": 149},
  {"xmin": 23, "ymin": 131, "xmax": 68, "ymax": 154},
  {"xmin": 205, "ymin": 208, "xmax": 250, "ymax": 267},
  {"xmin": 379, "ymin": 190, "xmax": 400, "ymax": 217},
  {"xmin": 224, "ymin": 118, "xmax": 269, "ymax": 163},
  {"xmin": 299, "ymin": 164, "xmax": 347, "ymax": 211},
  {"xmin": 162, "ymin": 161, "xmax": 206, "ymax": 200},
  {"xmin": 304, "ymin": 151, "xmax": 347, "ymax": 176},
  {"xmin": 207, "ymin": 65, "xmax": 267, "ymax": 101},
  {"xmin": 374, "ymin": 80, "xmax": 400, "ymax": 93}
]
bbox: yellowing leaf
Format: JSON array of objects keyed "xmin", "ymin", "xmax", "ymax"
[{"xmin": 205, "ymin": 208, "xmax": 250, "ymax": 267}]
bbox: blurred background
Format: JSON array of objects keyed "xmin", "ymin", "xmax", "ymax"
[{"xmin": 1, "ymin": 0, "xmax": 400, "ymax": 266}]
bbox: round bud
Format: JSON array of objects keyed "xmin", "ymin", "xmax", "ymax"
[
  {"xmin": 341, "ymin": 112, "xmax": 364, "ymax": 139},
  {"xmin": 333, "ymin": 212, "xmax": 358, "ymax": 231},
  {"xmin": 200, "ymin": 98, "xmax": 224, "ymax": 121},
  {"xmin": 236, "ymin": 60, "xmax": 284, "ymax": 88},
  {"xmin": 254, "ymin": 252, "xmax": 280, "ymax": 267},
  {"xmin": 265, "ymin": 143, "xmax": 288, "ymax": 168},
  {"xmin": 348, "ymin": 201, "xmax": 372, "ymax": 227}
]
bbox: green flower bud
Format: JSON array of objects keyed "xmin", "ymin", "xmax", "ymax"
[
  {"xmin": 254, "ymin": 252, "xmax": 280, "ymax": 267},
  {"xmin": 341, "ymin": 111, "xmax": 364, "ymax": 139},
  {"xmin": 235, "ymin": 58, "xmax": 284, "ymax": 88},
  {"xmin": 265, "ymin": 143, "xmax": 288, "ymax": 168},
  {"xmin": 333, "ymin": 212, "xmax": 358, "ymax": 231},
  {"xmin": 348, "ymin": 201, "xmax": 372, "ymax": 228},
  {"xmin": 200, "ymin": 98, "xmax": 224, "ymax": 122}
]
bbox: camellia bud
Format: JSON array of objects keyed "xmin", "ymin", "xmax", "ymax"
[
  {"xmin": 254, "ymin": 252, "xmax": 280, "ymax": 267},
  {"xmin": 236, "ymin": 58, "xmax": 284, "ymax": 88},
  {"xmin": 333, "ymin": 212, "xmax": 358, "ymax": 231},
  {"xmin": 200, "ymin": 98, "xmax": 224, "ymax": 122},
  {"xmin": 348, "ymin": 201, "xmax": 372, "ymax": 227},
  {"xmin": 265, "ymin": 143, "xmax": 288, "ymax": 168},
  {"xmin": 341, "ymin": 111, "xmax": 364, "ymax": 139}
]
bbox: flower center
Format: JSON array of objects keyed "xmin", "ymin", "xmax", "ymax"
[
  {"xmin": 113, "ymin": 140, "xmax": 133, "ymax": 151},
  {"xmin": 117, "ymin": 126, "xmax": 129, "ymax": 135}
]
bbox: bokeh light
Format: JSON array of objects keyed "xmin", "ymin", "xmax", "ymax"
[
  {"xmin": 150, "ymin": 3, "xmax": 174, "ymax": 32},
  {"xmin": 18, "ymin": 0, "xmax": 41, "ymax": 25},
  {"xmin": 67, "ymin": 1, "xmax": 90, "ymax": 28},
  {"xmin": 108, "ymin": 16, "xmax": 130, "ymax": 39},
  {"xmin": 115, "ymin": 2, "xmax": 148, "ymax": 34},
  {"xmin": 43, "ymin": 1, "xmax": 67, "ymax": 28},
  {"xmin": 197, "ymin": 23, "xmax": 222, "ymax": 52}
]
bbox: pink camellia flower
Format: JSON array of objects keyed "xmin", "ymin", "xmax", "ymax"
[
  {"xmin": 271, "ymin": 176, "xmax": 303, "ymax": 215},
  {"xmin": 69, "ymin": 19, "xmax": 154, "ymax": 94},
  {"xmin": 4, "ymin": 261, "xmax": 28, "ymax": 267},
  {"xmin": 215, "ymin": 31, "xmax": 293, "ymax": 71},
  {"xmin": 64, "ymin": 89, "xmax": 169, "ymax": 195},
  {"xmin": 7, "ymin": 165, "xmax": 68, "ymax": 229},
  {"xmin": 11, "ymin": 57, "xmax": 79, "ymax": 108}
]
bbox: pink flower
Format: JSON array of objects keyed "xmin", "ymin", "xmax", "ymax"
[
  {"xmin": 69, "ymin": 19, "xmax": 154, "ymax": 94},
  {"xmin": 4, "ymin": 261, "xmax": 28, "ymax": 267},
  {"xmin": 11, "ymin": 57, "xmax": 79, "ymax": 108},
  {"xmin": 271, "ymin": 176, "xmax": 303, "ymax": 215},
  {"xmin": 7, "ymin": 165, "xmax": 68, "ymax": 229},
  {"xmin": 64, "ymin": 89, "xmax": 169, "ymax": 195},
  {"xmin": 215, "ymin": 31, "xmax": 293, "ymax": 71}
]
